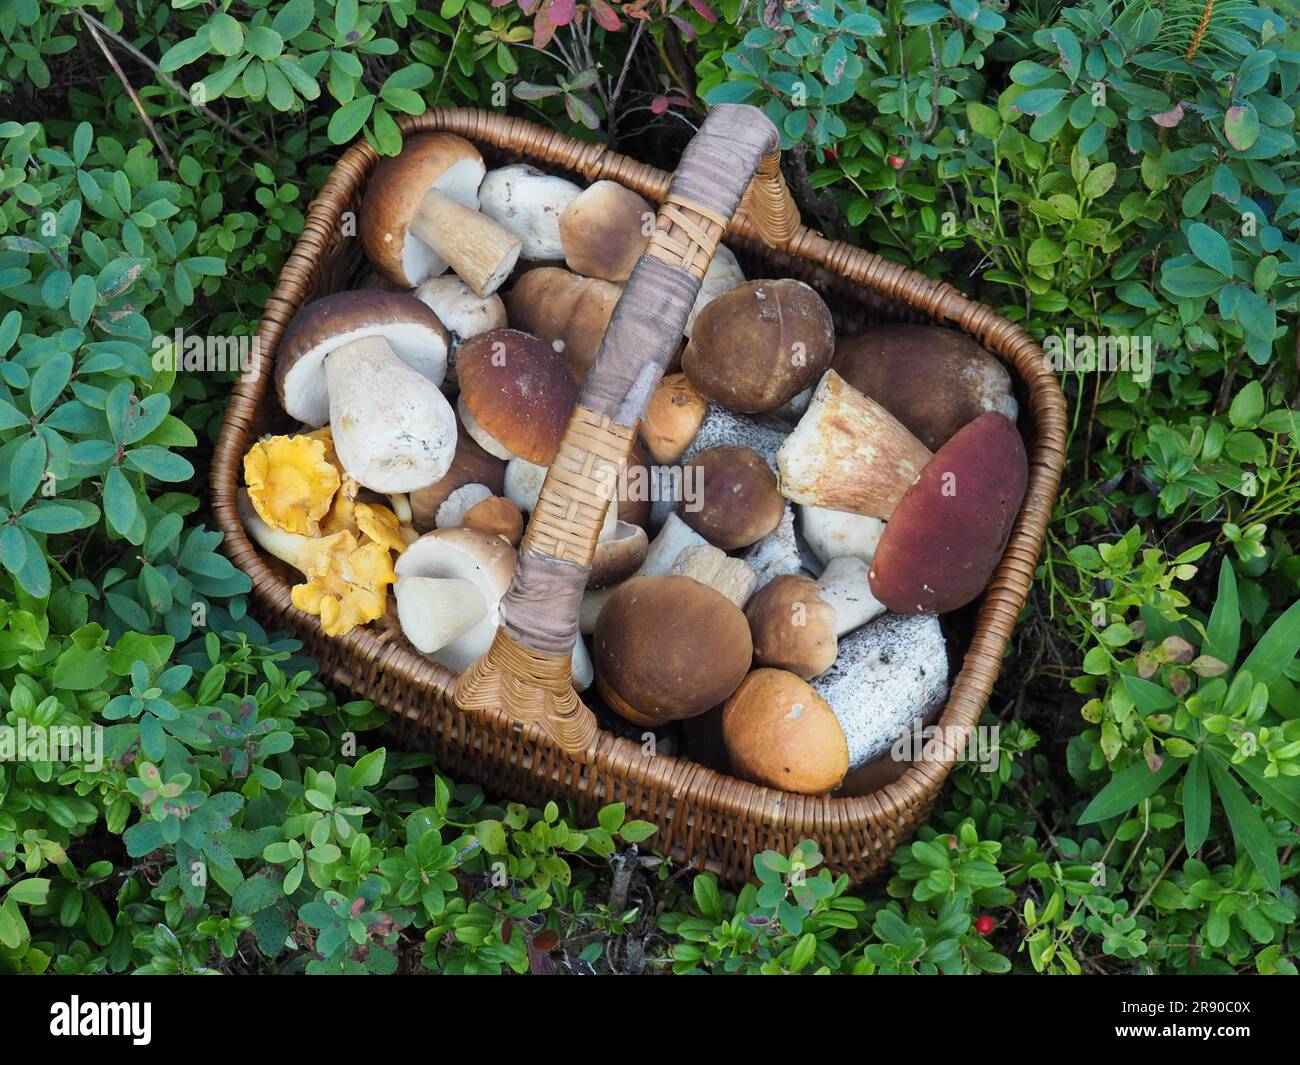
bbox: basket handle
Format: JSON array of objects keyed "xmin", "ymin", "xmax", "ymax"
[{"xmin": 454, "ymin": 104, "xmax": 798, "ymax": 756}]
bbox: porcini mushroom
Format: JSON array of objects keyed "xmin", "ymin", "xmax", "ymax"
[
  {"xmin": 594, "ymin": 575, "xmax": 752, "ymax": 726},
  {"xmin": 504, "ymin": 267, "xmax": 620, "ymax": 384},
  {"xmin": 274, "ymin": 291, "xmax": 456, "ymax": 494},
  {"xmin": 869, "ymin": 412, "xmax": 1028, "ymax": 614},
  {"xmin": 744, "ymin": 574, "xmax": 838, "ymax": 680},
  {"xmin": 833, "ymin": 324, "xmax": 1018, "ymax": 450},
  {"xmin": 455, "ymin": 328, "xmax": 578, "ymax": 463},
  {"xmin": 776, "ymin": 370, "xmax": 931, "ymax": 517},
  {"xmin": 560, "ymin": 180, "xmax": 653, "ymax": 282},
  {"xmin": 669, "ymin": 544, "xmax": 758, "ymax": 608},
  {"xmin": 589, "ymin": 521, "xmax": 648, "ymax": 589},
  {"xmin": 435, "ymin": 483, "xmax": 494, "ymax": 529},
  {"xmin": 813, "ymin": 613, "xmax": 949, "ymax": 769},
  {"xmin": 361, "ymin": 132, "xmax": 522, "ymax": 295},
  {"xmin": 394, "ymin": 527, "xmax": 516, "ymax": 673},
  {"xmin": 678, "ymin": 445, "xmax": 785, "ymax": 550},
  {"xmin": 477, "ymin": 164, "xmax": 581, "ymax": 261},
  {"xmin": 463, "ymin": 495, "xmax": 524, "ymax": 546},
  {"xmin": 799, "ymin": 504, "xmax": 887, "ymax": 569},
  {"xmin": 409, "ymin": 425, "xmax": 505, "ymax": 532},
  {"xmin": 682, "ymin": 279, "xmax": 835, "ymax": 413},
  {"xmin": 722, "ymin": 669, "xmax": 849, "ymax": 795},
  {"xmin": 640, "ymin": 372, "xmax": 707, "ymax": 465},
  {"xmin": 413, "ymin": 276, "xmax": 507, "ymax": 351},
  {"xmin": 816, "ymin": 556, "xmax": 885, "ymax": 636}
]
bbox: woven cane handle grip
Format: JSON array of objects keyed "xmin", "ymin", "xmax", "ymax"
[{"xmin": 456, "ymin": 105, "xmax": 787, "ymax": 756}]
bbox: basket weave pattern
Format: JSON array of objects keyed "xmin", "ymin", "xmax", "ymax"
[{"xmin": 211, "ymin": 108, "xmax": 1067, "ymax": 886}]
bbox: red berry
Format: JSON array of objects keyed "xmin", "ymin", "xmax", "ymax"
[
  {"xmin": 888, "ymin": 155, "xmax": 906, "ymax": 169},
  {"xmin": 975, "ymin": 915, "xmax": 995, "ymax": 936}
]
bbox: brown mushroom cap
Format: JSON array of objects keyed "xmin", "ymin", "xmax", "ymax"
[
  {"xmin": 360, "ymin": 133, "xmax": 486, "ymax": 286},
  {"xmin": 409, "ymin": 422, "xmax": 506, "ymax": 531},
  {"xmin": 869, "ymin": 412, "xmax": 1028, "ymax": 614},
  {"xmin": 682, "ymin": 279, "xmax": 835, "ymax": 413},
  {"xmin": 463, "ymin": 495, "xmax": 524, "ymax": 546},
  {"xmin": 274, "ymin": 290, "xmax": 449, "ymax": 426},
  {"xmin": 833, "ymin": 325, "xmax": 1017, "ymax": 450},
  {"xmin": 722, "ymin": 669, "xmax": 849, "ymax": 794},
  {"xmin": 505, "ymin": 267, "xmax": 620, "ymax": 384},
  {"xmin": 745, "ymin": 574, "xmax": 838, "ymax": 679},
  {"xmin": 640, "ymin": 373, "xmax": 707, "ymax": 465},
  {"xmin": 588, "ymin": 520, "xmax": 649, "ymax": 589},
  {"xmin": 560, "ymin": 180, "xmax": 653, "ymax": 282},
  {"xmin": 455, "ymin": 328, "xmax": 578, "ymax": 465},
  {"xmin": 594, "ymin": 575, "xmax": 752, "ymax": 726},
  {"xmin": 679, "ymin": 445, "xmax": 785, "ymax": 550}
]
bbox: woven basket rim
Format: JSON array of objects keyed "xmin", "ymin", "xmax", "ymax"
[{"xmin": 210, "ymin": 107, "xmax": 1067, "ymax": 832}]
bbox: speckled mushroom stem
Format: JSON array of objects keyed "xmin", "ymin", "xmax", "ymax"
[{"xmin": 454, "ymin": 104, "xmax": 798, "ymax": 756}]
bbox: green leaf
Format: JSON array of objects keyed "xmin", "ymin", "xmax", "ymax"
[
  {"xmin": 1228, "ymin": 381, "xmax": 1264, "ymax": 429},
  {"xmin": 158, "ymin": 35, "xmax": 212, "ymax": 72},
  {"xmin": 474, "ymin": 820, "xmax": 507, "ymax": 855},
  {"xmin": 208, "ymin": 13, "xmax": 244, "ymax": 57},
  {"xmin": 1078, "ymin": 756, "xmax": 1185, "ymax": 824},
  {"xmin": 1224, "ymin": 104, "xmax": 1259, "ymax": 152},
  {"xmin": 598, "ymin": 803, "xmax": 626, "ymax": 834},
  {"xmin": 1186, "ymin": 222, "xmax": 1234, "ymax": 277},
  {"xmin": 68, "ymin": 274, "xmax": 97, "ymax": 327},
  {"xmin": 327, "ymin": 94, "xmax": 374, "ymax": 144},
  {"xmin": 9, "ymin": 435, "xmax": 46, "ymax": 509},
  {"xmin": 102, "ymin": 465, "xmax": 138, "ymax": 536},
  {"xmin": 1240, "ymin": 597, "xmax": 1300, "ymax": 686},
  {"xmin": 1121, "ymin": 675, "xmax": 1178, "ymax": 716},
  {"xmin": 1206, "ymin": 752, "xmax": 1280, "ymax": 895},
  {"xmin": 1204, "ymin": 557, "xmax": 1240, "ymax": 669},
  {"xmin": 6, "ymin": 878, "xmax": 50, "ymax": 905},
  {"xmin": 1183, "ymin": 751, "xmax": 1210, "ymax": 855}
]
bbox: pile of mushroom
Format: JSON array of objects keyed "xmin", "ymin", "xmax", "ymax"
[{"xmin": 237, "ymin": 136, "xmax": 1028, "ymax": 798}]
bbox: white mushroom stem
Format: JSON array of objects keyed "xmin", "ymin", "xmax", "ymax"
[
  {"xmin": 670, "ymin": 544, "xmax": 757, "ymax": 608},
  {"xmin": 395, "ymin": 576, "xmax": 488, "ymax": 654},
  {"xmin": 387, "ymin": 494, "xmax": 413, "ymax": 524},
  {"xmin": 409, "ymin": 188, "xmax": 522, "ymax": 297},
  {"xmin": 504, "ymin": 457, "xmax": 548, "ymax": 511},
  {"xmin": 236, "ymin": 491, "xmax": 328, "ymax": 575},
  {"xmin": 324, "ymin": 335, "xmax": 456, "ymax": 493},
  {"xmin": 570, "ymin": 636, "xmax": 593, "ymax": 691},
  {"xmin": 816, "ymin": 557, "xmax": 885, "ymax": 637}
]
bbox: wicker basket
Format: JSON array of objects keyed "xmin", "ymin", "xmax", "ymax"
[{"xmin": 211, "ymin": 106, "xmax": 1067, "ymax": 887}]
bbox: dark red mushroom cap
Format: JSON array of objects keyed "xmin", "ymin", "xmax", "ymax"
[{"xmin": 869, "ymin": 412, "xmax": 1028, "ymax": 614}]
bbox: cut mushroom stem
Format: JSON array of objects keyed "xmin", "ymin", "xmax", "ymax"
[
  {"xmin": 409, "ymin": 187, "xmax": 522, "ymax": 297},
  {"xmin": 394, "ymin": 575, "xmax": 488, "ymax": 654},
  {"xmin": 323, "ymin": 335, "xmax": 456, "ymax": 493},
  {"xmin": 816, "ymin": 556, "xmax": 885, "ymax": 637}
]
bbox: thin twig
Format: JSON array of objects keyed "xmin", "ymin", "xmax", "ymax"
[
  {"xmin": 75, "ymin": 8, "xmax": 275, "ymax": 164},
  {"xmin": 81, "ymin": 13, "xmax": 177, "ymax": 171}
]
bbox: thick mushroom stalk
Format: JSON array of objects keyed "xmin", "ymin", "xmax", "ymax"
[
  {"xmin": 323, "ymin": 335, "xmax": 456, "ymax": 494},
  {"xmin": 408, "ymin": 187, "xmax": 522, "ymax": 298}
]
